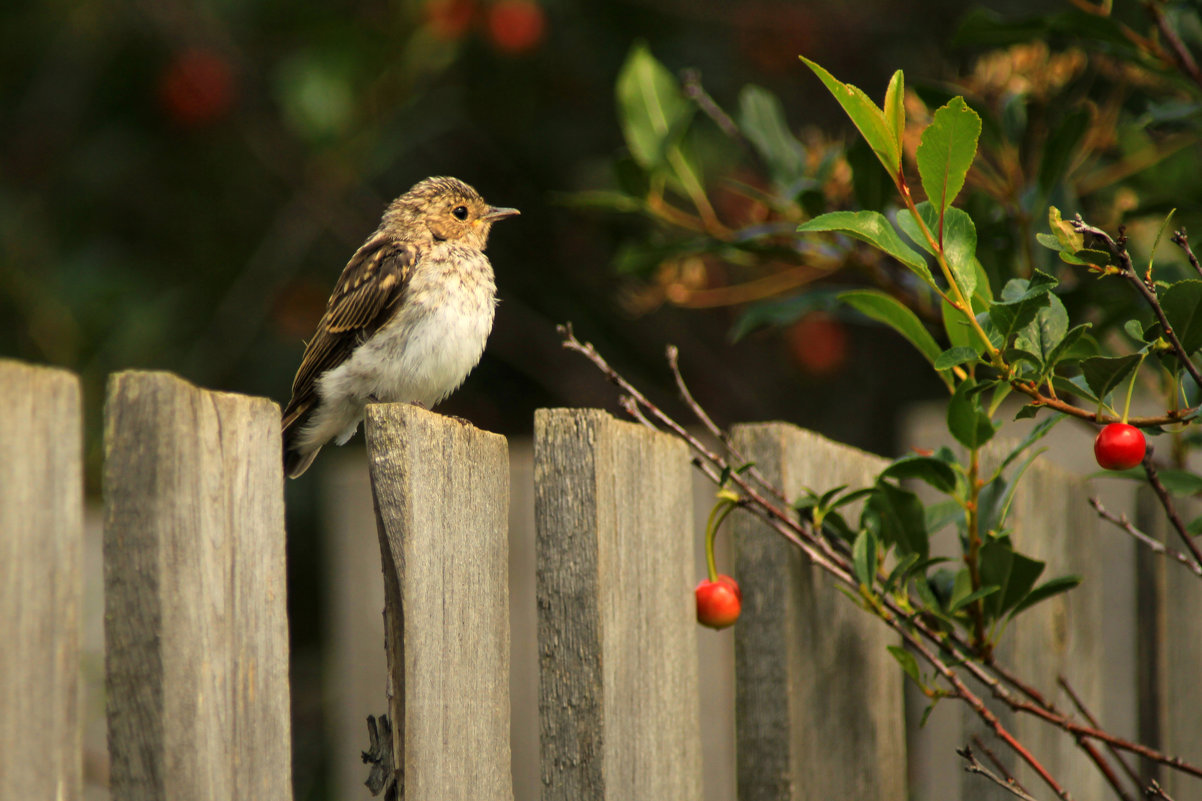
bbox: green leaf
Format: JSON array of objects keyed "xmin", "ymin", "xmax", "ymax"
[
  {"xmin": 989, "ymin": 273, "xmax": 1055, "ymax": 346},
  {"xmin": 1161, "ymin": 280, "xmax": 1202, "ymax": 355},
  {"xmin": 926, "ymin": 499, "xmax": 963, "ymax": 535},
  {"xmin": 881, "ymin": 454, "xmax": 958, "ymax": 493},
  {"xmin": 839, "ymin": 290, "xmax": 948, "ymax": 384},
  {"xmin": 800, "ymin": 56, "xmax": 900, "ymax": 175},
  {"xmin": 950, "ymin": 584, "xmax": 1001, "ymax": 613},
  {"xmin": 1080, "ymin": 354, "xmax": 1141, "ymax": 401},
  {"xmin": 884, "ymin": 552, "xmax": 922, "ymax": 592},
  {"xmin": 1047, "ymin": 206, "xmax": 1084, "ymax": 252},
  {"xmin": 800, "ymin": 211, "xmax": 933, "ymax": 285},
  {"xmin": 1035, "ymin": 232, "xmax": 1063, "ymax": 252},
  {"xmin": 903, "ymin": 204, "xmax": 979, "ymax": 299},
  {"xmin": 616, "ymin": 43, "xmax": 692, "ymax": 170},
  {"xmin": 1015, "ymin": 290, "xmax": 1069, "ymax": 367},
  {"xmin": 1043, "ymin": 323, "xmax": 1093, "ymax": 372},
  {"xmin": 916, "ymin": 97, "xmax": 982, "ymax": 221},
  {"xmin": 979, "ymin": 537, "xmax": 1045, "ymax": 617},
  {"xmin": 884, "ymin": 71, "xmax": 905, "ymax": 165},
  {"xmin": 886, "ymin": 644, "xmax": 921, "ymax": 685},
  {"xmin": 863, "ymin": 481, "xmax": 930, "ymax": 559},
  {"xmin": 853, "ymin": 529, "xmax": 878, "ymax": 588},
  {"xmin": 1051, "ymin": 374, "xmax": 1099, "ymax": 404},
  {"xmin": 738, "ymin": 85, "xmax": 807, "ymax": 189},
  {"xmin": 1154, "ymin": 469, "xmax": 1202, "ymax": 495},
  {"xmin": 947, "ymin": 378, "xmax": 998, "ymax": 449},
  {"xmin": 1146, "ymin": 209, "xmax": 1176, "ymax": 279},
  {"xmin": 996, "ymin": 415, "xmax": 1064, "ymax": 475},
  {"xmin": 942, "ymin": 298, "xmax": 984, "ymax": 354},
  {"xmin": 1011, "ymin": 574, "xmax": 1082, "ymax": 617},
  {"xmin": 934, "ymin": 346, "xmax": 980, "ymax": 370}
]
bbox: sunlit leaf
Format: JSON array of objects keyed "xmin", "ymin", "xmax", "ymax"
[
  {"xmin": 800, "ymin": 57, "xmax": 900, "ymax": 175},
  {"xmin": 800, "ymin": 211, "xmax": 934, "ymax": 286},
  {"xmin": 916, "ymin": 97, "xmax": 981, "ymax": 222}
]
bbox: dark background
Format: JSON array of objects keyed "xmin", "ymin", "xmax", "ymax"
[{"xmin": 0, "ymin": 1, "xmax": 1150, "ymax": 797}]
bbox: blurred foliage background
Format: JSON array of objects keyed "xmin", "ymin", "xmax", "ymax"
[{"xmin": 6, "ymin": 0, "xmax": 1202, "ymax": 797}]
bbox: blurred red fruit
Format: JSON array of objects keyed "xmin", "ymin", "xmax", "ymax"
[
  {"xmin": 426, "ymin": 0, "xmax": 477, "ymax": 39},
  {"xmin": 487, "ymin": 0, "xmax": 546, "ymax": 54},
  {"xmin": 158, "ymin": 48, "xmax": 234, "ymax": 128},
  {"xmin": 786, "ymin": 312, "xmax": 848, "ymax": 375}
]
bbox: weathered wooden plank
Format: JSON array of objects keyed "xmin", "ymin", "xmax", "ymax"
[
  {"xmin": 1137, "ymin": 491, "xmax": 1202, "ymax": 799},
  {"xmin": 365, "ymin": 403, "xmax": 512, "ymax": 801},
  {"xmin": 0, "ymin": 360, "xmax": 84, "ymax": 801},
  {"xmin": 730, "ymin": 423, "xmax": 906, "ymax": 801},
  {"xmin": 103, "ymin": 371, "xmax": 291, "ymax": 801},
  {"xmin": 533, "ymin": 408, "xmax": 702, "ymax": 801}
]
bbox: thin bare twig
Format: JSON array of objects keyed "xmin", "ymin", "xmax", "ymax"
[
  {"xmin": 1146, "ymin": 778, "xmax": 1176, "ymax": 801},
  {"xmin": 973, "ymin": 735, "xmax": 1036, "ymax": 799},
  {"xmin": 958, "ymin": 745, "xmax": 1044, "ymax": 801},
  {"xmin": 680, "ymin": 68, "xmax": 743, "ymax": 142},
  {"xmin": 1089, "ymin": 496, "xmax": 1202, "ymax": 578},
  {"xmin": 1144, "ymin": 0, "xmax": 1202, "ymax": 92},
  {"xmin": 1057, "ymin": 676, "xmax": 1140, "ymax": 801},
  {"xmin": 1170, "ymin": 230, "xmax": 1202, "ymax": 279},
  {"xmin": 665, "ymin": 344, "xmax": 789, "ymax": 505},
  {"xmin": 1142, "ymin": 450, "xmax": 1202, "ymax": 572}
]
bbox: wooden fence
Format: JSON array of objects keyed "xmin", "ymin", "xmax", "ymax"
[{"xmin": 2, "ymin": 358, "xmax": 1201, "ymax": 801}]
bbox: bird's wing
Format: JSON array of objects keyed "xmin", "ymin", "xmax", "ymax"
[{"xmin": 281, "ymin": 233, "xmax": 418, "ymax": 433}]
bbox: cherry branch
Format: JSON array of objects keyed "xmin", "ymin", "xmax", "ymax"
[
  {"xmin": 1142, "ymin": 448, "xmax": 1202, "ymax": 572},
  {"xmin": 1070, "ymin": 217, "xmax": 1202, "ymax": 391},
  {"xmin": 1171, "ymin": 230, "xmax": 1202, "ymax": 279},
  {"xmin": 557, "ymin": 322, "xmax": 1202, "ymax": 792},
  {"xmin": 1089, "ymin": 496, "xmax": 1202, "ymax": 579},
  {"xmin": 1059, "ymin": 675, "xmax": 1143, "ymax": 796},
  {"xmin": 958, "ymin": 744, "xmax": 1044, "ymax": 801}
]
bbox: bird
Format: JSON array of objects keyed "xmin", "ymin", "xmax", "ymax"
[{"xmin": 280, "ymin": 176, "xmax": 518, "ymax": 478}]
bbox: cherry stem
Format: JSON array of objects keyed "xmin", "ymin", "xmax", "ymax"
[{"xmin": 703, "ymin": 498, "xmax": 738, "ymax": 583}]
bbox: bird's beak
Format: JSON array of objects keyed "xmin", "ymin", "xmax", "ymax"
[{"xmin": 483, "ymin": 206, "xmax": 520, "ymax": 222}]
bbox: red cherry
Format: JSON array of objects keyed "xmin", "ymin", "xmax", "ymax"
[
  {"xmin": 1094, "ymin": 423, "xmax": 1146, "ymax": 470},
  {"xmin": 695, "ymin": 574, "xmax": 742, "ymax": 629},
  {"xmin": 486, "ymin": 0, "xmax": 546, "ymax": 54},
  {"xmin": 158, "ymin": 48, "xmax": 234, "ymax": 128}
]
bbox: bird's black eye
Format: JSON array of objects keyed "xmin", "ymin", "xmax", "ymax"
[{"xmin": 452, "ymin": 205, "xmax": 469, "ymax": 220}]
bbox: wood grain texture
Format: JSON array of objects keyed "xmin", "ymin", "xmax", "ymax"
[
  {"xmin": 366, "ymin": 403, "xmax": 512, "ymax": 801},
  {"xmin": 102, "ymin": 371, "xmax": 291, "ymax": 801},
  {"xmin": 0, "ymin": 360, "xmax": 83, "ymax": 801},
  {"xmin": 533, "ymin": 408, "xmax": 702, "ymax": 801},
  {"xmin": 730, "ymin": 423, "xmax": 906, "ymax": 801}
]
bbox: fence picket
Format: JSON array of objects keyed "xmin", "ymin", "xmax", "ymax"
[
  {"xmin": 533, "ymin": 408, "xmax": 702, "ymax": 801},
  {"xmin": 102, "ymin": 371, "xmax": 291, "ymax": 801},
  {"xmin": 365, "ymin": 403, "xmax": 512, "ymax": 801},
  {"xmin": 731, "ymin": 423, "xmax": 907, "ymax": 801},
  {"xmin": 0, "ymin": 360, "xmax": 83, "ymax": 801}
]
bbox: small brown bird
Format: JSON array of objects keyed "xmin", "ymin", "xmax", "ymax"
[{"xmin": 281, "ymin": 176, "xmax": 518, "ymax": 477}]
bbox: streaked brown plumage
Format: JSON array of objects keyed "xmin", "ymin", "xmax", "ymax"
[{"xmin": 281, "ymin": 177, "xmax": 518, "ymax": 477}]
